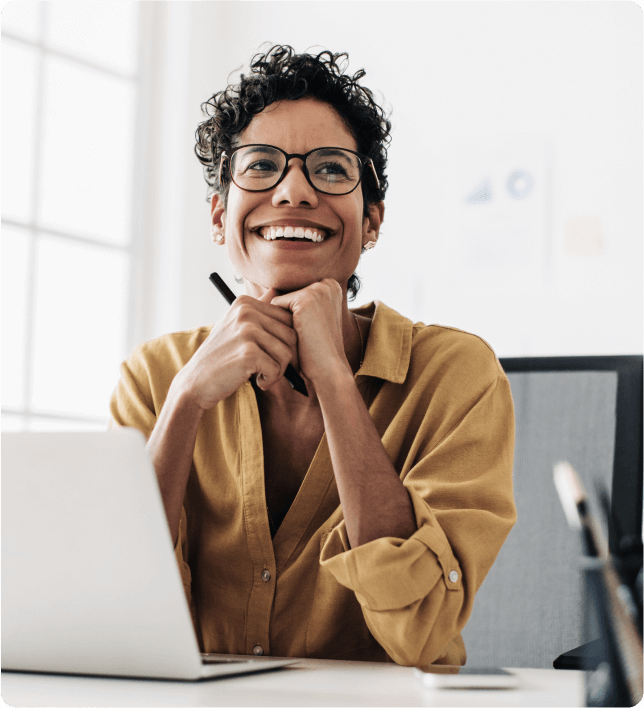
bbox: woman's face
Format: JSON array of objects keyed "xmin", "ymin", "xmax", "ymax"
[{"xmin": 211, "ymin": 97, "xmax": 383, "ymax": 297}]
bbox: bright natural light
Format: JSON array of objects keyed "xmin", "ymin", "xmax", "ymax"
[
  {"xmin": 1, "ymin": 0, "xmax": 140, "ymax": 431},
  {"xmin": 0, "ymin": 0, "xmax": 40, "ymax": 41},
  {"xmin": 46, "ymin": 1, "xmax": 138, "ymax": 76},
  {"xmin": 31, "ymin": 234, "xmax": 129, "ymax": 418},
  {"xmin": 40, "ymin": 57, "xmax": 136, "ymax": 245},
  {"xmin": 1, "ymin": 39, "xmax": 38, "ymax": 223},
  {"xmin": 1, "ymin": 224, "xmax": 30, "ymax": 408}
]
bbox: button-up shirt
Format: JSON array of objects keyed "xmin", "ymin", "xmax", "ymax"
[{"xmin": 109, "ymin": 301, "xmax": 516, "ymax": 666}]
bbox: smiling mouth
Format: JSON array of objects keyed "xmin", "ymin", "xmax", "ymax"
[{"xmin": 255, "ymin": 225, "xmax": 329, "ymax": 242}]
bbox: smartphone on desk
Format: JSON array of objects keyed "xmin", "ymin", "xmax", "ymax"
[{"xmin": 414, "ymin": 665, "xmax": 519, "ymax": 689}]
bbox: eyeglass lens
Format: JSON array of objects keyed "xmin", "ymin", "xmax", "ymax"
[{"xmin": 229, "ymin": 146, "xmax": 362, "ymax": 195}]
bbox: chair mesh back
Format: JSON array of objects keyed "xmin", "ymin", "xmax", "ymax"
[{"xmin": 461, "ymin": 371, "xmax": 617, "ymax": 668}]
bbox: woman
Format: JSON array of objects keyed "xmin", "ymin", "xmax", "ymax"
[{"xmin": 110, "ymin": 46, "xmax": 516, "ymax": 666}]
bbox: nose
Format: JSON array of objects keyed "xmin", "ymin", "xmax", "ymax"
[{"xmin": 271, "ymin": 159, "xmax": 319, "ymax": 207}]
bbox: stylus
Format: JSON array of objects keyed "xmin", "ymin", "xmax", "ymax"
[{"xmin": 209, "ymin": 272, "xmax": 308, "ymax": 396}]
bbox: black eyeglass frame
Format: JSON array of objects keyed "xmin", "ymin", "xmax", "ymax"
[{"xmin": 217, "ymin": 143, "xmax": 381, "ymax": 196}]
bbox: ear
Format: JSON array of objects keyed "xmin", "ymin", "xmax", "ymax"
[
  {"xmin": 210, "ymin": 193, "xmax": 226, "ymax": 244},
  {"xmin": 362, "ymin": 201, "xmax": 384, "ymax": 250}
]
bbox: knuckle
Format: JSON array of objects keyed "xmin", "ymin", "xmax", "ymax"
[
  {"xmin": 275, "ymin": 306, "xmax": 292, "ymax": 323},
  {"xmin": 264, "ymin": 360, "xmax": 280, "ymax": 384},
  {"xmin": 237, "ymin": 321, "xmax": 255, "ymax": 338},
  {"xmin": 239, "ymin": 341, "xmax": 257, "ymax": 360},
  {"xmin": 235, "ymin": 305, "xmax": 255, "ymax": 324}
]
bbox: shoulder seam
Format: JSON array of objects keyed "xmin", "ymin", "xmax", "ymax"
[
  {"xmin": 135, "ymin": 326, "xmax": 213, "ymax": 352},
  {"xmin": 429, "ymin": 371, "xmax": 506, "ymax": 452},
  {"xmin": 412, "ymin": 323, "xmax": 504, "ymax": 375}
]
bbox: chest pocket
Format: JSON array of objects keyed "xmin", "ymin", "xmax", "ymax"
[{"xmin": 304, "ymin": 532, "xmax": 383, "ymax": 661}]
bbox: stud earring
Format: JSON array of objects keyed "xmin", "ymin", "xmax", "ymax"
[
  {"xmin": 362, "ymin": 240, "xmax": 377, "ymax": 251},
  {"xmin": 211, "ymin": 227, "xmax": 224, "ymax": 244}
]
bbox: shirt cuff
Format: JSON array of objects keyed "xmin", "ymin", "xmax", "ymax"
[{"xmin": 319, "ymin": 486, "xmax": 463, "ymax": 611}]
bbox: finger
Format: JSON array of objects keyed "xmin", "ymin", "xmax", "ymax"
[
  {"xmin": 251, "ymin": 331, "xmax": 295, "ymax": 387},
  {"xmin": 233, "ymin": 305, "xmax": 298, "ymax": 355},
  {"xmin": 258, "ymin": 287, "xmax": 280, "ymax": 303},
  {"xmin": 255, "ymin": 328, "xmax": 297, "ymax": 376},
  {"xmin": 235, "ymin": 294, "xmax": 293, "ymax": 327},
  {"xmin": 269, "ymin": 291, "xmax": 297, "ymax": 311}
]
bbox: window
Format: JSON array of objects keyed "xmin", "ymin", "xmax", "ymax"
[{"xmin": 2, "ymin": 2, "xmax": 141, "ymax": 431}]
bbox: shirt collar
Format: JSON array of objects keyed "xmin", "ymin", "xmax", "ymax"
[{"xmin": 351, "ymin": 300, "xmax": 413, "ymax": 384}]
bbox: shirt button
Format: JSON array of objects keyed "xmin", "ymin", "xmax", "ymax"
[
  {"xmin": 261, "ymin": 569, "xmax": 271, "ymax": 582},
  {"xmin": 449, "ymin": 570, "xmax": 459, "ymax": 583},
  {"xmin": 253, "ymin": 645, "xmax": 264, "ymax": 656}
]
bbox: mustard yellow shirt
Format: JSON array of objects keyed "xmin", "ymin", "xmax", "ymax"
[{"xmin": 109, "ymin": 301, "xmax": 516, "ymax": 666}]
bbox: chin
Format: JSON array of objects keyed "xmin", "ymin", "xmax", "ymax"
[{"xmin": 262, "ymin": 273, "xmax": 322, "ymax": 294}]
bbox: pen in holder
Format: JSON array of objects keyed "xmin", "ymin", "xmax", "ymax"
[{"xmin": 554, "ymin": 462, "xmax": 643, "ymax": 707}]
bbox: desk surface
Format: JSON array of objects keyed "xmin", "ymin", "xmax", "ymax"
[{"xmin": 3, "ymin": 659, "xmax": 584, "ymax": 707}]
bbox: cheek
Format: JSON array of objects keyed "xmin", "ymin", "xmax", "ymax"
[
  {"xmin": 339, "ymin": 196, "xmax": 365, "ymax": 237},
  {"xmin": 223, "ymin": 195, "xmax": 254, "ymax": 243}
]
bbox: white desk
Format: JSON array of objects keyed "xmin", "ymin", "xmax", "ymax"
[{"xmin": 3, "ymin": 659, "xmax": 584, "ymax": 707}]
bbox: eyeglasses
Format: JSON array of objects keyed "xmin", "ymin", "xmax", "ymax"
[{"xmin": 218, "ymin": 144, "xmax": 380, "ymax": 196}]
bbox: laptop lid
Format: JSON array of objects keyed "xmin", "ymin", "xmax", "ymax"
[{"xmin": 2, "ymin": 429, "xmax": 225, "ymax": 680}]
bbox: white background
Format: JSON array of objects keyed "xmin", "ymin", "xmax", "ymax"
[{"xmin": 165, "ymin": 1, "xmax": 642, "ymax": 357}]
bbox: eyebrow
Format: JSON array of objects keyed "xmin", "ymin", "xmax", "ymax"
[
  {"xmin": 314, "ymin": 149, "xmax": 359, "ymax": 169},
  {"xmin": 237, "ymin": 145, "xmax": 358, "ymax": 163},
  {"xmin": 314, "ymin": 148, "xmax": 354, "ymax": 158},
  {"xmin": 239, "ymin": 145, "xmax": 277, "ymax": 155}
]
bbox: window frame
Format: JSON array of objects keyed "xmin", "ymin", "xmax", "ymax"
[{"xmin": 1, "ymin": 2, "xmax": 154, "ymax": 430}]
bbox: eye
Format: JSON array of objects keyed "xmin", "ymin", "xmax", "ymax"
[
  {"xmin": 315, "ymin": 161, "xmax": 350, "ymax": 181},
  {"xmin": 246, "ymin": 159, "xmax": 280, "ymax": 174}
]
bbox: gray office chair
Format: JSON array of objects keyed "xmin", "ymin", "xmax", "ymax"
[{"xmin": 461, "ymin": 356, "xmax": 642, "ymax": 669}]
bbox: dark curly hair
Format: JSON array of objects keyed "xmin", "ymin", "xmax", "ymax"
[{"xmin": 194, "ymin": 45, "xmax": 392, "ymax": 299}]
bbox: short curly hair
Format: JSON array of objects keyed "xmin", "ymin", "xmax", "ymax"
[{"xmin": 194, "ymin": 45, "xmax": 392, "ymax": 299}]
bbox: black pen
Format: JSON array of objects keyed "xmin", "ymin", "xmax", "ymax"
[{"xmin": 209, "ymin": 272, "xmax": 308, "ymax": 397}]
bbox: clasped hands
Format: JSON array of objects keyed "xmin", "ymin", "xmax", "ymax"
[{"xmin": 175, "ymin": 279, "xmax": 351, "ymax": 410}]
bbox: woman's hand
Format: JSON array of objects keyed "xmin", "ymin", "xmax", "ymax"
[
  {"xmin": 270, "ymin": 279, "xmax": 352, "ymax": 388},
  {"xmin": 173, "ymin": 288, "xmax": 299, "ymax": 409}
]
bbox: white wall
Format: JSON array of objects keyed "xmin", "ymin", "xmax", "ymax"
[{"xmin": 156, "ymin": 1, "xmax": 642, "ymax": 357}]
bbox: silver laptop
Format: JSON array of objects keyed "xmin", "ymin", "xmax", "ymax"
[{"xmin": 2, "ymin": 429, "xmax": 298, "ymax": 680}]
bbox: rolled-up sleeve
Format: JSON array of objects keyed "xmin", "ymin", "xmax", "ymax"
[{"xmin": 320, "ymin": 370, "xmax": 516, "ymax": 666}]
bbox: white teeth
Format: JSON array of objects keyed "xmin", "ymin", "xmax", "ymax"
[{"xmin": 260, "ymin": 226, "xmax": 326, "ymax": 241}]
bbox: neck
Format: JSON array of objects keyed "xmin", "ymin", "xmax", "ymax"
[{"xmin": 342, "ymin": 305, "xmax": 363, "ymax": 375}]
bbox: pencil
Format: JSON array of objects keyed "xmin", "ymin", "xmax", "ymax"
[{"xmin": 209, "ymin": 273, "xmax": 308, "ymax": 397}]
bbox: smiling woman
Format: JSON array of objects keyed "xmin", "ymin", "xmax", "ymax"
[{"xmin": 109, "ymin": 45, "xmax": 517, "ymax": 666}]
